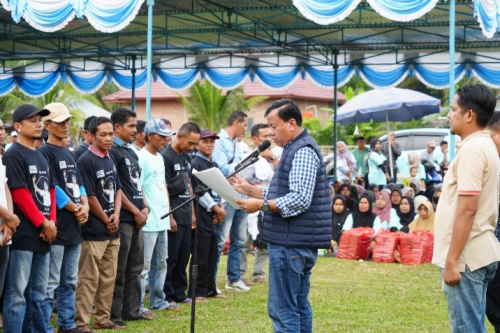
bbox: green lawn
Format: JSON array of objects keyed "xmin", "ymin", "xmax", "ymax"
[{"xmin": 55, "ymin": 255, "xmax": 495, "ymax": 332}]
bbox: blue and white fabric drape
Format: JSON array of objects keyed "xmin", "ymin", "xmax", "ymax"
[
  {"xmin": 292, "ymin": 0, "xmax": 499, "ymax": 39},
  {"xmin": 0, "ymin": 0, "xmax": 144, "ymax": 32},
  {"xmin": 292, "ymin": 0, "xmax": 439, "ymax": 24},
  {"xmin": 473, "ymin": 0, "xmax": 500, "ymax": 38},
  {"xmin": 3, "ymin": 52, "xmax": 500, "ymax": 97}
]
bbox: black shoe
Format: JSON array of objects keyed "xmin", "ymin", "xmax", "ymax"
[
  {"xmin": 59, "ymin": 328, "xmax": 89, "ymax": 333},
  {"xmin": 113, "ymin": 320, "xmax": 126, "ymax": 328},
  {"xmin": 123, "ymin": 314, "xmax": 153, "ymax": 321}
]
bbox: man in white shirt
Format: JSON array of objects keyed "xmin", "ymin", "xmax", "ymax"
[{"xmin": 238, "ymin": 124, "xmax": 277, "ymax": 285}]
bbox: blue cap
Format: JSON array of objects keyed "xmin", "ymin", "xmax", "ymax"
[{"xmin": 145, "ymin": 119, "xmax": 176, "ymax": 136}]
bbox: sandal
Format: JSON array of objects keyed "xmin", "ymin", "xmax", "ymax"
[
  {"xmin": 92, "ymin": 321, "xmax": 126, "ymax": 330},
  {"xmin": 195, "ymin": 297, "xmax": 209, "ymax": 303},
  {"xmin": 139, "ymin": 310, "xmax": 157, "ymax": 319},
  {"xmin": 181, "ymin": 298, "xmax": 192, "ymax": 304},
  {"xmin": 167, "ymin": 302, "xmax": 181, "ymax": 310}
]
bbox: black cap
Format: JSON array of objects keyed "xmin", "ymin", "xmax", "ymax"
[
  {"xmin": 84, "ymin": 116, "xmax": 96, "ymax": 130},
  {"xmin": 13, "ymin": 104, "xmax": 50, "ymax": 123}
]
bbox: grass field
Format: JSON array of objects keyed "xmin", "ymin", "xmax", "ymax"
[{"xmin": 56, "ymin": 255, "xmax": 495, "ymax": 332}]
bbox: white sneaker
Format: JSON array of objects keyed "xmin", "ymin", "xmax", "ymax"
[
  {"xmin": 216, "ymin": 286, "xmax": 222, "ymax": 295},
  {"xmin": 225, "ymin": 280, "xmax": 251, "ymax": 291}
]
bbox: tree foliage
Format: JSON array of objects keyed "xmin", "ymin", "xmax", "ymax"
[{"xmin": 180, "ymin": 80, "xmax": 268, "ymax": 132}]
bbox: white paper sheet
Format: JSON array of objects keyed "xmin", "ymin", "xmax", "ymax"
[{"xmin": 192, "ymin": 168, "xmax": 241, "ymax": 209}]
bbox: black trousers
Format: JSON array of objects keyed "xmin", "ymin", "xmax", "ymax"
[
  {"xmin": 164, "ymin": 224, "xmax": 191, "ymax": 303},
  {"xmin": 0, "ymin": 245, "xmax": 9, "ymax": 313},
  {"xmin": 110, "ymin": 222, "xmax": 144, "ymax": 321},
  {"xmin": 487, "ymin": 262, "xmax": 500, "ymax": 333},
  {"xmin": 188, "ymin": 235, "xmax": 218, "ymax": 298}
]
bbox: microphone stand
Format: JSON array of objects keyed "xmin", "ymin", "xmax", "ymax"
[{"xmin": 160, "ymin": 155, "xmax": 260, "ymax": 333}]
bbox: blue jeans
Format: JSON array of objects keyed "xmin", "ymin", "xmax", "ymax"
[
  {"xmin": 268, "ymin": 244, "xmax": 317, "ymax": 333},
  {"xmin": 3, "ymin": 250, "xmax": 50, "ymax": 333},
  {"xmin": 140, "ymin": 231, "xmax": 169, "ymax": 312},
  {"xmin": 41, "ymin": 244, "xmax": 81, "ymax": 332},
  {"xmin": 441, "ymin": 262, "xmax": 498, "ymax": 333},
  {"xmin": 216, "ymin": 205, "xmax": 247, "ymax": 283}
]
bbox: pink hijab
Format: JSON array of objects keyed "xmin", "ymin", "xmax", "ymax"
[{"xmin": 373, "ymin": 191, "xmax": 392, "ymax": 223}]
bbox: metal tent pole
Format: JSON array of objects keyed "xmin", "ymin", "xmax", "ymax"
[
  {"xmin": 385, "ymin": 111, "xmax": 394, "ymax": 180},
  {"xmin": 333, "ymin": 50, "xmax": 338, "ymax": 181},
  {"xmin": 131, "ymin": 55, "xmax": 136, "ymax": 112},
  {"xmin": 449, "ymin": 0, "xmax": 456, "ymax": 160},
  {"xmin": 146, "ymin": 0, "xmax": 154, "ymax": 121}
]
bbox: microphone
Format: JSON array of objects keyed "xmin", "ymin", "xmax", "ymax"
[{"xmin": 234, "ymin": 140, "xmax": 271, "ymax": 172}]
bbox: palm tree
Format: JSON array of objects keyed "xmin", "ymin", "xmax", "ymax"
[
  {"xmin": 179, "ymin": 80, "xmax": 268, "ymax": 132},
  {"xmin": 1, "ymin": 82, "xmax": 104, "ymax": 143}
]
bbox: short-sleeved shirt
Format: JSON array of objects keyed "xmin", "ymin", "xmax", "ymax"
[
  {"xmin": 352, "ymin": 147, "xmax": 369, "ymax": 175},
  {"xmin": 138, "ymin": 148, "xmax": 170, "ymax": 232},
  {"xmin": 161, "ymin": 145, "xmax": 193, "ymax": 225},
  {"xmin": 39, "ymin": 143, "xmax": 83, "ymax": 246},
  {"xmin": 109, "ymin": 138, "xmax": 144, "ymax": 224},
  {"xmin": 3, "ymin": 143, "xmax": 54, "ymax": 251},
  {"xmin": 191, "ymin": 155, "xmax": 221, "ymax": 238},
  {"xmin": 368, "ymin": 152, "xmax": 387, "ymax": 186},
  {"xmin": 77, "ymin": 148, "xmax": 121, "ymax": 241},
  {"xmin": 433, "ymin": 130, "xmax": 500, "ymax": 272}
]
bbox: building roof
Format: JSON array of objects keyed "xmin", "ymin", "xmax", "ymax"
[{"xmin": 103, "ymin": 77, "xmax": 346, "ymax": 104}]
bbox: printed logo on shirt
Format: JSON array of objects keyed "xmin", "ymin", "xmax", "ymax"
[
  {"xmin": 59, "ymin": 161, "xmax": 67, "ymax": 169},
  {"xmin": 32, "ymin": 175, "xmax": 51, "ymax": 207},
  {"xmin": 29, "ymin": 165, "xmax": 38, "ymax": 174},
  {"xmin": 100, "ymin": 176, "xmax": 116, "ymax": 204},
  {"xmin": 128, "ymin": 165, "xmax": 142, "ymax": 192},
  {"xmin": 96, "ymin": 170, "xmax": 105, "ymax": 178},
  {"xmin": 125, "ymin": 158, "xmax": 131, "ymax": 166},
  {"xmin": 63, "ymin": 169, "xmax": 80, "ymax": 199},
  {"xmin": 174, "ymin": 164, "xmax": 181, "ymax": 171}
]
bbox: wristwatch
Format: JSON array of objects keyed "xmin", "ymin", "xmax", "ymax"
[{"xmin": 261, "ymin": 199, "xmax": 270, "ymax": 212}]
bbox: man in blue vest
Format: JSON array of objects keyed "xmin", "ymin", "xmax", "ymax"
[{"xmin": 233, "ymin": 99, "xmax": 332, "ymax": 333}]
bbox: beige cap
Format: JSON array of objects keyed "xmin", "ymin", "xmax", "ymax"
[
  {"xmin": 428, "ymin": 140, "xmax": 436, "ymax": 148},
  {"xmin": 42, "ymin": 103, "xmax": 74, "ymax": 123}
]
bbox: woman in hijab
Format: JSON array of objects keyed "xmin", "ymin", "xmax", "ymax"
[
  {"xmin": 386, "ymin": 183, "xmax": 403, "ymax": 214},
  {"xmin": 329, "ymin": 195, "xmax": 352, "ymax": 253},
  {"xmin": 338, "ymin": 184, "xmax": 358, "ymax": 213},
  {"xmin": 409, "ymin": 177, "xmax": 425, "ymax": 197},
  {"xmin": 350, "ymin": 185, "xmax": 360, "ymax": 202},
  {"xmin": 367, "ymin": 138, "xmax": 389, "ymax": 189},
  {"xmin": 336, "ymin": 141, "xmax": 357, "ymax": 183},
  {"xmin": 414, "ymin": 195, "xmax": 430, "ymax": 216},
  {"xmin": 342, "ymin": 193, "xmax": 380, "ymax": 231},
  {"xmin": 391, "ymin": 196, "xmax": 415, "ymax": 233},
  {"xmin": 355, "ymin": 184, "xmax": 365, "ymax": 197},
  {"xmin": 409, "ymin": 200, "xmax": 435, "ymax": 234},
  {"xmin": 372, "ymin": 192, "xmax": 401, "ymax": 234},
  {"xmin": 401, "ymin": 186, "xmax": 414, "ymax": 198}
]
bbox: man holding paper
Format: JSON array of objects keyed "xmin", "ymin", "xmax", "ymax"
[{"xmin": 232, "ymin": 99, "xmax": 331, "ymax": 333}]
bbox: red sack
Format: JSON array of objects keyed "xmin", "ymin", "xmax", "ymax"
[
  {"xmin": 400, "ymin": 230, "xmax": 434, "ymax": 265},
  {"xmin": 337, "ymin": 227, "xmax": 375, "ymax": 261},
  {"xmin": 373, "ymin": 230, "xmax": 400, "ymax": 263}
]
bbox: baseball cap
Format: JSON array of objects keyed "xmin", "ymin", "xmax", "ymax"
[
  {"xmin": 42, "ymin": 103, "xmax": 74, "ymax": 123},
  {"xmin": 12, "ymin": 104, "xmax": 50, "ymax": 123},
  {"xmin": 83, "ymin": 116, "xmax": 96, "ymax": 131},
  {"xmin": 10, "ymin": 131, "xmax": 17, "ymax": 137},
  {"xmin": 428, "ymin": 141, "xmax": 436, "ymax": 148},
  {"xmin": 199, "ymin": 129, "xmax": 220, "ymax": 140},
  {"xmin": 145, "ymin": 119, "xmax": 176, "ymax": 136}
]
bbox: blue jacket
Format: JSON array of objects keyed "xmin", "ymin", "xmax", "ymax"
[{"xmin": 263, "ymin": 130, "xmax": 332, "ymax": 249}]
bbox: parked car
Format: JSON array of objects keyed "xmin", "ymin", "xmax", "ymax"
[{"xmin": 324, "ymin": 128, "xmax": 460, "ymax": 183}]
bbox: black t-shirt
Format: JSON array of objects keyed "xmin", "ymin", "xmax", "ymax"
[
  {"xmin": 191, "ymin": 156, "xmax": 221, "ymax": 238},
  {"xmin": 39, "ymin": 143, "xmax": 83, "ymax": 246},
  {"xmin": 73, "ymin": 142, "xmax": 89, "ymax": 161},
  {"xmin": 77, "ymin": 150, "xmax": 121, "ymax": 241},
  {"xmin": 161, "ymin": 146, "xmax": 193, "ymax": 225},
  {"xmin": 109, "ymin": 143, "xmax": 144, "ymax": 224},
  {"xmin": 3, "ymin": 143, "xmax": 54, "ymax": 251}
]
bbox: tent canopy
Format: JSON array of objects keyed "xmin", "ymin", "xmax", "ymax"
[{"xmin": 0, "ymin": 0, "xmax": 499, "ymax": 96}]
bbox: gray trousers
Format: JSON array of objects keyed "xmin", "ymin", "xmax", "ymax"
[
  {"xmin": 111, "ymin": 222, "xmax": 144, "ymax": 321},
  {"xmin": 240, "ymin": 232, "xmax": 269, "ymax": 281}
]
